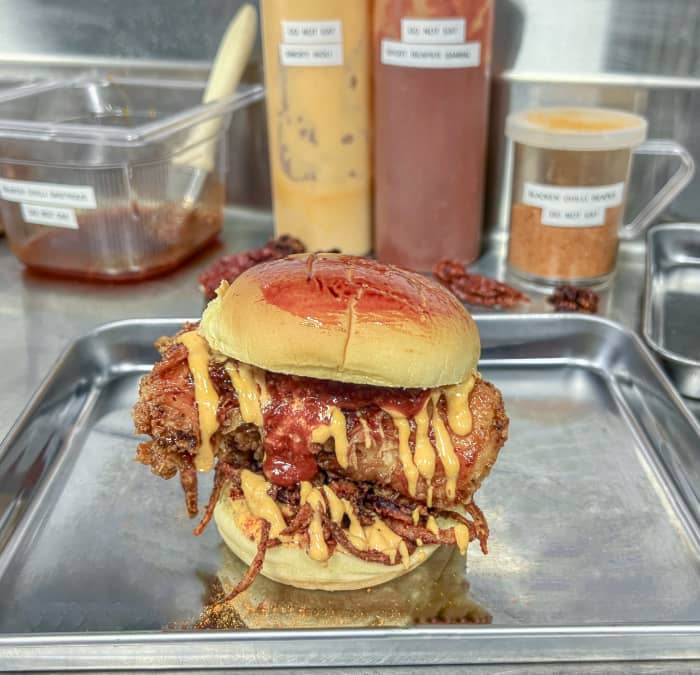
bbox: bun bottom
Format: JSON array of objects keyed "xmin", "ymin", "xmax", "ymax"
[
  {"xmin": 213, "ymin": 496, "xmax": 439, "ymax": 591},
  {"xmin": 212, "ymin": 544, "xmax": 488, "ymax": 629}
]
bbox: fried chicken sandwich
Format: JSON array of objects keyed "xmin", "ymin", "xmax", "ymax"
[{"xmin": 133, "ymin": 254, "xmax": 508, "ymax": 598}]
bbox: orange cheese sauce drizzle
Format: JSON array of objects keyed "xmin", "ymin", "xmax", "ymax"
[
  {"xmin": 236, "ymin": 472, "xmax": 452, "ymax": 568},
  {"xmin": 300, "ymin": 481, "xmax": 330, "ymax": 561},
  {"xmin": 240, "ymin": 469, "xmax": 287, "ymax": 538},
  {"xmin": 412, "ymin": 399, "xmax": 435, "ymax": 487},
  {"xmin": 382, "ymin": 407, "xmax": 419, "ymax": 497},
  {"xmin": 454, "ymin": 523, "xmax": 470, "ymax": 556},
  {"xmin": 430, "ymin": 391, "xmax": 460, "ymax": 501},
  {"xmin": 382, "ymin": 373, "xmax": 476, "ymax": 505},
  {"xmin": 177, "ymin": 331, "xmax": 220, "ymax": 472},
  {"xmin": 304, "ymin": 483, "xmax": 411, "ymax": 566},
  {"xmin": 310, "ymin": 406, "xmax": 350, "ymax": 469},
  {"xmin": 225, "ymin": 361, "xmax": 264, "ymax": 427},
  {"xmin": 443, "ymin": 375, "xmax": 475, "ymax": 436}
]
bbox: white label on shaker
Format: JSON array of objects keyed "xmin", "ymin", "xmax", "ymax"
[
  {"xmin": 282, "ymin": 20, "xmax": 342, "ymax": 45},
  {"xmin": 280, "ymin": 43, "xmax": 343, "ymax": 67},
  {"xmin": 524, "ymin": 181, "xmax": 625, "ymax": 227},
  {"xmin": 540, "ymin": 206, "xmax": 606, "ymax": 227},
  {"xmin": 381, "ymin": 39, "xmax": 481, "ymax": 68},
  {"xmin": 401, "ymin": 18, "xmax": 466, "ymax": 44},
  {"xmin": 20, "ymin": 203, "xmax": 78, "ymax": 229},
  {"xmin": 0, "ymin": 178, "xmax": 97, "ymax": 209}
]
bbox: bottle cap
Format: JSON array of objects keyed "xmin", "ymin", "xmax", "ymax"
[{"xmin": 506, "ymin": 107, "xmax": 647, "ymax": 151}]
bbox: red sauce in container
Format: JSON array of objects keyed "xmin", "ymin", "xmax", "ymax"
[
  {"xmin": 8, "ymin": 180, "xmax": 224, "ymax": 281},
  {"xmin": 373, "ymin": 0, "xmax": 493, "ymax": 271}
]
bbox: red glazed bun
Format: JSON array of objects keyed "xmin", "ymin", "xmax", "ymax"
[{"xmin": 199, "ymin": 253, "xmax": 480, "ymax": 388}]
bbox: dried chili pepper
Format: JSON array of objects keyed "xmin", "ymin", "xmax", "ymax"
[
  {"xmin": 547, "ymin": 285, "xmax": 599, "ymax": 314},
  {"xmin": 198, "ymin": 235, "xmax": 306, "ymax": 299},
  {"xmin": 433, "ymin": 259, "xmax": 530, "ymax": 308}
]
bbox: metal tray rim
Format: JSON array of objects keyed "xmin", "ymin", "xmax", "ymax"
[
  {"xmin": 643, "ymin": 222, "xmax": 700, "ymax": 369},
  {"xmin": 0, "ymin": 625, "xmax": 699, "ymax": 671},
  {"xmin": 3, "ymin": 621, "xmax": 700, "ymax": 641}
]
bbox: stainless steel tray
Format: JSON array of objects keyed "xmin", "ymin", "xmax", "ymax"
[
  {"xmin": 644, "ymin": 223, "xmax": 700, "ymax": 399},
  {"xmin": 0, "ymin": 315, "xmax": 699, "ymax": 670}
]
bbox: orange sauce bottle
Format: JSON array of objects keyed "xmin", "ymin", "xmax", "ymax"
[{"xmin": 261, "ymin": 0, "xmax": 372, "ymax": 254}]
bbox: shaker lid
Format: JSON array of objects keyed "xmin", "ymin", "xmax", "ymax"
[{"xmin": 506, "ymin": 107, "xmax": 647, "ymax": 151}]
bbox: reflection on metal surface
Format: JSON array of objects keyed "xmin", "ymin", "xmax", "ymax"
[
  {"xmin": 0, "ymin": 0, "xmax": 260, "ymax": 63},
  {"xmin": 193, "ymin": 545, "xmax": 490, "ymax": 629}
]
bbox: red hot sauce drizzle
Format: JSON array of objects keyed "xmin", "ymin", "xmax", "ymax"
[{"xmin": 261, "ymin": 371, "xmax": 431, "ymax": 487}]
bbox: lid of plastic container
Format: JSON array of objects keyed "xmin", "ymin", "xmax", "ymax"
[
  {"xmin": 505, "ymin": 107, "xmax": 648, "ymax": 151},
  {"xmin": 0, "ymin": 76, "xmax": 264, "ymax": 147}
]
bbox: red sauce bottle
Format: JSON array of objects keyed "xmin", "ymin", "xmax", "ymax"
[{"xmin": 373, "ymin": 0, "xmax": 493, "ymax": 271}]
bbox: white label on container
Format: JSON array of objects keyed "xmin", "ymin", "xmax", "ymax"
[
  {"xmin": 282, "ymin": 20, "xmax": 342, "ymax": 44},
  {"xmin": 20, "ymin": 202, "xmax": 78, "ymax": 229},
  {"xmin": 280, "ymin": 42, "xmax": 343, "ymax": 67},
  {"xmin": 541, "ymin": 206, "xmax": 606, "ymax": 227},
  {"xmin": 0, "ymin": 178, "xmax": 96, "ymax": 209},
  {"xmin": 401, "ymin": 18, "xmax": 466, "ymax": 44},
  {"xmin": 524, "ymin": 181, "xmax": 625, "ymax": 227},
  {"xmin": 381, "ymin": 39, "xmax": 480, "ymax": 68}
]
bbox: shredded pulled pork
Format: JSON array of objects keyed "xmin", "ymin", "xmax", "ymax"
[
  {"xmin": 221, "ymin": 520, "xmax": 272, "ymax": 601},
  {"xmin": 192, "ymin": 461, "xmax": 240, "ymax": 536},
  {"xmin": 328, "ymin": 521, "xmax": 395, "ymax": 565},
  {"xmin": 190, "ymin": 462, "xmax": 489, "ymax": 600},
  {"xmin": 279, "ymin": 503, "xmax": 314, "ymax": 536}
]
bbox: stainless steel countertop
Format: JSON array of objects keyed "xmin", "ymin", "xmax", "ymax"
[{"xmin": 1, "ymin": 208, "xmax": 698, "ymax": 439}]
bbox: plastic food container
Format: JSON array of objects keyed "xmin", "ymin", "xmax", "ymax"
[
  {"xmin": 0, "ymin": 78, "xmax": 44, "ymax": 234},
  {"xmin": 505, "ymin": 107, "xmax": 694, "ymax": 286},
  {"xmin": 0, "ymin": 76, "xmax": 264, "ymax": 280}
]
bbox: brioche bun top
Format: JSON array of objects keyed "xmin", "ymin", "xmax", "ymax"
[{"xmin": 199, "ymin": 253, "xmax": 480, "ymax": 388}]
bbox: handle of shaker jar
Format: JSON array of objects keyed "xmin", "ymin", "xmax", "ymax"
[{"xmin": 619, "ymin": 139, "xmax": 695, "ymax": 240}]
